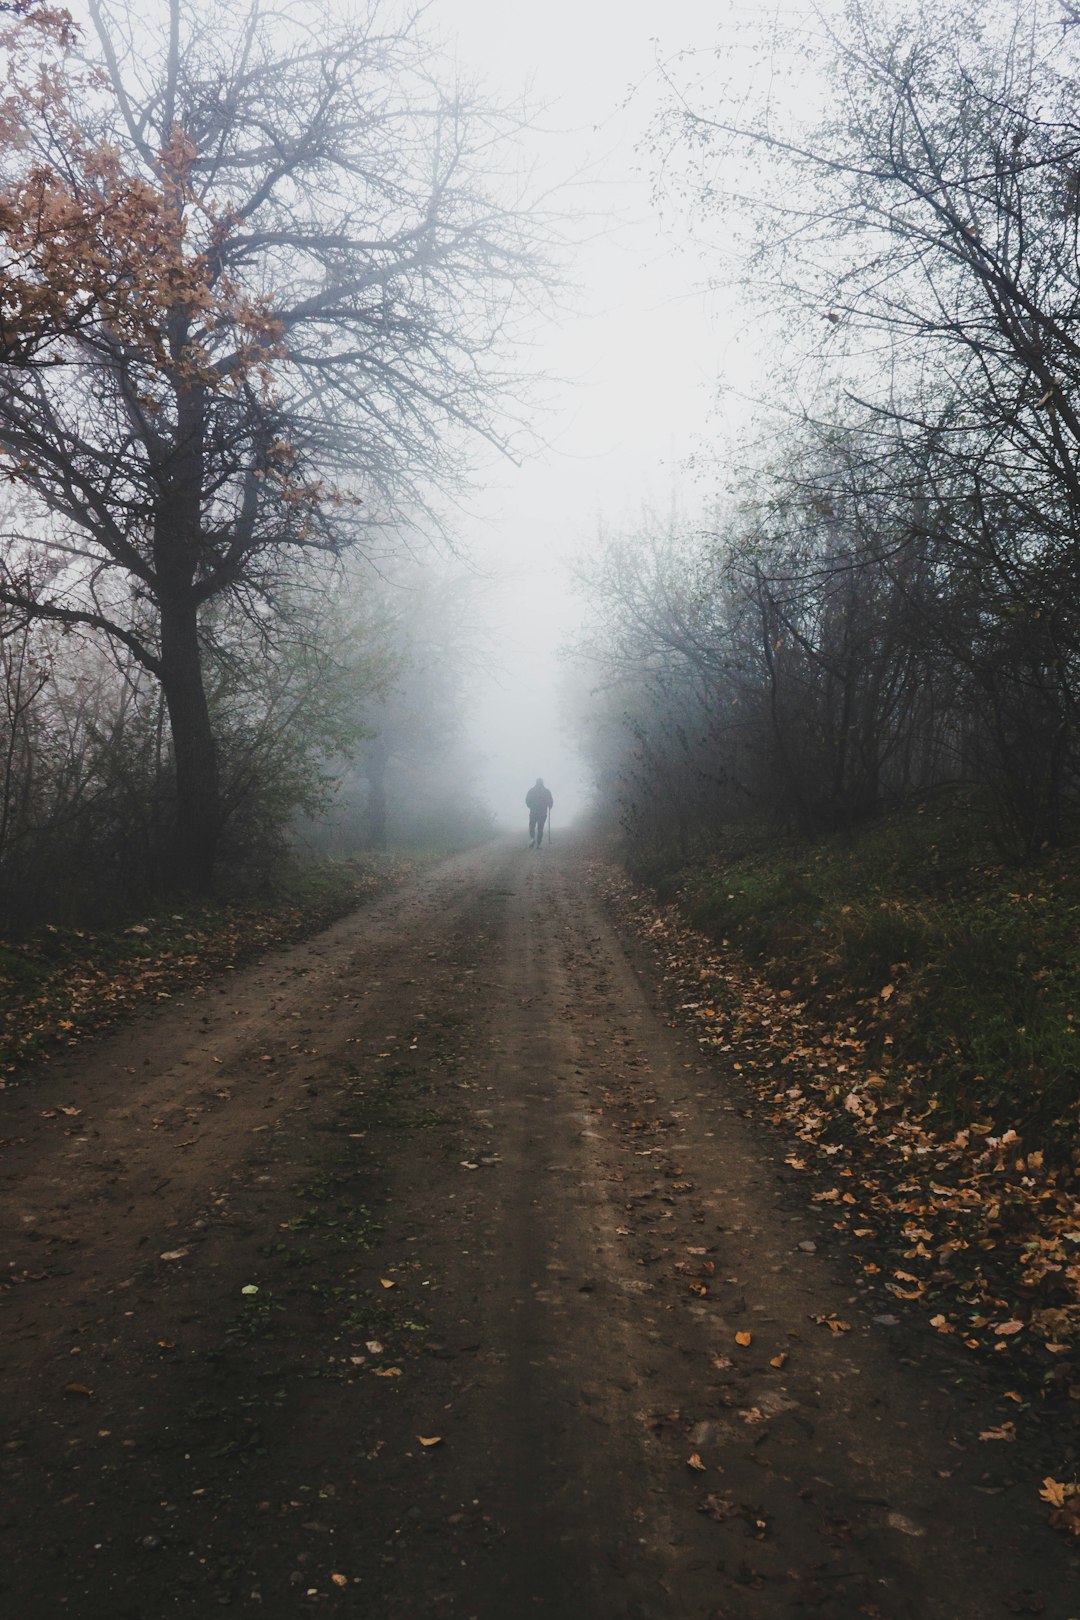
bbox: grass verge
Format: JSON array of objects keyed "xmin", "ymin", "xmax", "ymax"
[
  {"xmin": 0, "ymin": 853, "xmax": 426, "ymax": 1083},
  {"xmin": 627, "ymin": 795, "xmax": 1080, "ymax": 1146}
]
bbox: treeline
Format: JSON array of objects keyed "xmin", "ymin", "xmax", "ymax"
[
  {"xmin": 578, "ymin": 0, "xmax": 1080, "ymax": 857},
  {"xmin": 0, "ymin": 0, "xmax": 546, "ymax": 920},
  {"xmin": 0, "ymin": 559, "xmax": 488, "ymax": 927}
]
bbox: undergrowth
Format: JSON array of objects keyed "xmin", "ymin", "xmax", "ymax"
[{"xmin": 627, "ymin": 795, "xmax": 1080, "ymax": 1143}]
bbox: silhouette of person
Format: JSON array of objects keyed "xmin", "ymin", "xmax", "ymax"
[{"xmin": 525, "ymin": 777, "xmax": 553, "ymax": 847}]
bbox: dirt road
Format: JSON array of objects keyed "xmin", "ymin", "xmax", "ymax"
[{"xmin": 1, "ymin": 839, "xmax": 1076, "ymax": 1619}]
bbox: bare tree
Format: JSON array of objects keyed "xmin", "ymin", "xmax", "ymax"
[
  {"xmin": 0, "ymin": 0, "xmax": 549, "ymax": 888},
  {"xmin": 638, "ymin": 0, "xmax": 1080, "ymax": 843}
]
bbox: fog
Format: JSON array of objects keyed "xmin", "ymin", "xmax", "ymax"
[
  {"xmin": 1, "ymin": 0, "xmax": 771, "ymax": 885},
  {"xmin": 426, "ymin": 0, "xmax": 746, "ymax": 832},
  {"xmin": 9, "ymin": 0, "xmax": 1076, "ymax": 914}
]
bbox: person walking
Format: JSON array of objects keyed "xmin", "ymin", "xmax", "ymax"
[{"xmin": 525, "ymin": 777, "xmax": 554, "ymax": 848}]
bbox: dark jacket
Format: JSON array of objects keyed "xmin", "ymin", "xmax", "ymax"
[{"xmin": 525, "ymin": 784, "xmax": 553, "ymax": 812}]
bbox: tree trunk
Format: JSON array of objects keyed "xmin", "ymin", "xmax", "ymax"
[{"xmin": 159, "ymin": 592, "xmax": 220, "ymax": 891}]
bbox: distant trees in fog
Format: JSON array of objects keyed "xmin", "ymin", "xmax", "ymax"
[
  {"xmin": 297, "ymin": 561, "xmax": 494, "ymax": 859},
  {"xmin": 579, "ymin": 0, "xmax": 1080, "ymax": 855}
]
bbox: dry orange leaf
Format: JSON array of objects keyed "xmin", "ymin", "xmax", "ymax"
[
  {"xmin": 735, "ymin": 1331, "xmax": 752, "ymax": 1347},
  {"xmin": 379, "ymin": 1278, "xmax": 397, "ymax": 1289},
  {"xmin": 331, "ymin": 1573, "xmax": 348, "ymax": 1587},
  {"xmin": 418, "ymin": 1435, "xmax": 443, "ymax": 1447},
  {"xmin": 687, "ymin": 1452, "xmax": 706, "ymax": 1472},
  {"xmin": 769, "ymin": 1352, "xmax": 788, "ymax": 1369},
  {"xmin": 811, "ymin": 1313, "xmax": 852, "ymax": 1334}
]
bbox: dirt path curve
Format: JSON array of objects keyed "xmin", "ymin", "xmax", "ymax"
[{"xmin": 1, "ymin": 838, "xmax": 1075, "ymax": 1619}]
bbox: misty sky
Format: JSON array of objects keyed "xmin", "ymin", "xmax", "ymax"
[{"xmin": 430, "ymin": 0, "xmax": 750, "ymax": 830}]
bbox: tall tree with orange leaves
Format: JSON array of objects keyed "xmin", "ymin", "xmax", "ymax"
[{"xmin": 0, "ymin": 0, "xmax": 547, "ymax": 889}]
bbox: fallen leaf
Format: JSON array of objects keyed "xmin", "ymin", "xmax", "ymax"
[
  {"xmin": 379, "ymin": 1278, "xmax": 397, "ymax": 1290},
  {"xmin": 331, "ymin": 1574, "xmax": 348, "ymax": 1588},
  {"xmin": 687, "ymin": 1452, "xmax": 706, "ymax": 1471},
  {"xmin": 991, "ymin": 1319, "xmax": 1024, "ymax": 1336},
  {"xmin": 769, "ymin": 1352, "xmax": 788, "ymax": 1369},
  {"xmin": 699, "ymin": 1492, "xmax": 737, "ymax": 1521},
  {"xmin": 241, "ymin": 1284, "xmax": 259, "ymax": 1295},
  {"xmin": 735, "ymin": 1331, "xmax": 752, "ymax": 1347},
  {"xmin": 62, "ymin": 1382, "xmax": 93, "ymax": 1398},
  {"xmin": 365, "ymin": 1340, "xmax": 384, "ymax": 1355},
  {"xmin": 160, "ymin": 1248, "xmax": 189, "ymax": 1262},
  {"xmin": 979, "ymin": 1423, "xmax": 1017, "ymax": 1442},
  {"xmin": 418, "ymin": 1435, "xmax": 443, "ymax": 1447},
  {"xmin": 811, "ymin": 1313, "xmax": 852, "ymax": 1334},
  {"xmin": 371, "ymin": 1366, "xmax": 402, "ymax": 1378}
]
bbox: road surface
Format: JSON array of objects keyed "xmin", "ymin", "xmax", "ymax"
[{"xmin": 1, "ymin": 838, "xmax": 1074, "ymax": 1618}]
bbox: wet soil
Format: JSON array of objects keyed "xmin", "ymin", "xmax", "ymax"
[{"xmin": 1, "ymin": 837, "xmax": 1076, "ymax": 1619}]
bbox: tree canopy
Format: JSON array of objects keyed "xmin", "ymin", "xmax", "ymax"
[{"xmin": 0, "ymin": 0, "xmax": 549, "ymax": 888}]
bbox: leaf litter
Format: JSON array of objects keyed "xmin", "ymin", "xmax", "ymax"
[{"xmin": 594, "ymin": 863, "xmax": 1080, "ymax": 1536}]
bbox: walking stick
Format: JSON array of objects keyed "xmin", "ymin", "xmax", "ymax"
[{"xmin": 547, "ymin": 811, "xmax": 552, "ymax": 846}]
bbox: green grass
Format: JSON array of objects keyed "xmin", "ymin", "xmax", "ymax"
[{"xmin": 629, "ymin": 795, "xmax": 1080, "ymax": 1142}]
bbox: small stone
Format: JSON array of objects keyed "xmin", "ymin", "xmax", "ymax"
[
  {"xmin": 798, "ymin": 1241, "xmax": 817, "ymax": 1254},
  {"xmin": 873, "ymin": 1314, "xmax": 900, "ymax": 1327}
]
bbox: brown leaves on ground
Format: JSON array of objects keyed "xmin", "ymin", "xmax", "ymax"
[
  {"xmin": 0, "ymin": 857, "xmax": 420, "ymax": 1083},
  {"xmin": 1039, "ymin": 1479, "xmax": 1080, "ymax": 1535},
  {"xmin": 599, "ymin": 865, "xmax": 1078, "ymax": 1356},
  {"xmin": 811, "ymin": 1313, "xmax": 852, "ymax": 1334},
  {"xmin": 594, "ymin": 862, "xmax": 1080, "ymax": 1534}
]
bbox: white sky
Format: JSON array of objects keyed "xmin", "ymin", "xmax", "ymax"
[{"xmin": 428, "ymin": 0, "xmax": 750, "ymax": 829}]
